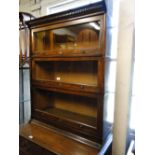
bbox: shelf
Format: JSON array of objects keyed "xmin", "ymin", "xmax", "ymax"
[
  {"xmin": 32, "ymin": 60, "xmax": 98, "ymax": 86},
  {"xmin": 32, "ymin": 56, "xmax": 101, "ymax": 61},
  {"xmin": 35, "ymin": 108, "xmax": 97, "ymax": 129},
  {"xmin": 32, "ymin": 79, "xmax": 100, "ymax": 94},
  {"xmin": 32, "ymin": 22, "xmax": 101, "ymax": 55},
  {"xmin": 31, "ymin": 50, "xmax": 101, "ymax": 58},
  {"xmin": 32, "ymin": 88, "xmax": 98, "ymax": 117}
]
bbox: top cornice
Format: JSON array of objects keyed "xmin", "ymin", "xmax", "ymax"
[{"xmin": 26, "ymin": 1, "xmax": 106, "ymax": 28}]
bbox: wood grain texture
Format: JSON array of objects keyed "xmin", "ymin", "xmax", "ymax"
[
  {"xmin": 31, "ymin": 15, "xmax": 105, "ymax": 57},
  {"xmin": 33, "ymin": 60, "xmax": 98, "ymax": 86},
  {"xmin": 20, "ymin": 122, "xmax": 99, "ymax": 155},
  {"xmin": 21, "ymin": 1, "xmax": 107, "ymax": 153},
  {"xmin": 26, "ymin": 1, "xmax": 106, "ymax": 28}
]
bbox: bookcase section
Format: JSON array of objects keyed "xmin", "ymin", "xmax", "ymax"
[
  {"xmin": 31, "ymin": 16, "xmax": 105, "ymax": 57},
  {"xmin": 22, "ymin": 2, "xmax": 106, "ymax": 151},
  {"xmin": 32, "ymin": 60, "xmax": 98, "ymax": 86}
]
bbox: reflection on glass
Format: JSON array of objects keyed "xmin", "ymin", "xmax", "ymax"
[
  {"xmin": 105, "ymin": 28, "xmax": 118, "ymax": 59},
  {"xmin": 33, "ymin": 21, "xmax": 100, "ymax": 52},
  {"xmin": 33, "ymin": 61, "xmax": 98, "ymax": 86},
  {"xmin": 104, "ymin": 60, "xmax": 117, "ymax": 93},
  {"xmin": 104, "ymin": 93, "xmax": 115, "ymax": 123}
]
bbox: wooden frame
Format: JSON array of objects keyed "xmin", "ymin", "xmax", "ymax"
[
  {"xmin": 31, "ymin": 57, "xmax": 104, "ymax": 93},
  {"xmin": 30, "ymin": 13, "xmax": 105, "ymax": 145},
  {"xmin": 31, "ymin": 15, "xmax": 105, "ymax": 57},
  {"xmin": 20, "ymin": 1, "xmax": 106, "ymax": 154}
]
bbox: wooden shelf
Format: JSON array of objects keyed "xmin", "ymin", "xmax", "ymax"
[
  {"xmin": 32, "ymin": 59, "xmax": 98, "ymax": 86},
  {"xmin": 35, "ymin": 108, "xmax": 97, "ymax": 129},
  {"xmin": 32, "ymin": 79, "xmax": 100, "ymax": 94},
  {"xmin": 32, "ymin": 50, "xmax": 101, "ymax": 57},
  {"xmin": 32, "ymin": 82, "xmax": 99, "ymax": 98},
  {"xmin": 33, "ymin": 79, "xmax": 97, "ymax": 87},
  {"xmin": 33, "ymin": 56, "xmax": 99, "ymax": 61}
]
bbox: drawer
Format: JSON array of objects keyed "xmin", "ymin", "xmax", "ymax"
[{"xmin": 33, "ymin": 110, "xmax": 97, "ymax": 138}]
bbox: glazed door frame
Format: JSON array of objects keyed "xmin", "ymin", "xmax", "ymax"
[{"xmin": 30, "ymin": 15, "xmax": 105, "ymax": 57}]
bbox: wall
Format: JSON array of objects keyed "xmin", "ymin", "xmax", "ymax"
[
  {"xmin": 19, "ymin": 0, "xmax": 103, "ymax": 17},
  {"xmin": 104, "ymin": 0, "xmax": 119, "ymax": 124},
  {"xmin": 19, "ymin": 0, "xmax": 58, "ymax": 17}
]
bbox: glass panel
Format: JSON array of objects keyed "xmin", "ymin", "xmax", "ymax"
[
  {"xmin": 33, "ymin": 89, "xmax": 97, "ymax": 127},
  {"xmin": 105, "ymin": 27, "xmax": 118, "ymax": 59},
  {"xmin": 33, "ymin": 61, "xmax": 98, "ymax": 86},
  {"xmin": 19, "ymin": 68, "xmax": 31, "ymax": 124},
  {"xmin": 104, "ymin": 60, "xmax": 117, "ymax": 93},
  {"xmin": 33, "ymin": 21, "xmax": 101, "ymax": 53},
  {"xmin": 104, "ymin": 93, "xmax": 115, "ymax": 123},
  {"xmin": 19, "ymin": 69, "xmax": 24, "ymax": 124}
]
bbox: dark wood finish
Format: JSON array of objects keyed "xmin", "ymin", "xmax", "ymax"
[
  {"xmin": 31, "ymin": 14, "xmax": 105, "ymax": 57},
  {"xmin": 32, "ymin": 80, "xmax": 100, "ymax": 94},
  {"xmin": 32, "ymin": 60, "xmax": 98, "ymax": 86},
  {"xmin": 26, "ymin": 2, "xmax": 106, "ymax": 28},
  {"xmin": 36, "ymin": 108, "xmax": 97, "ymax": 128},
  {"xmin": 31, "ymin": 57, "xmax": 104, "ymax": 95},
  {"xmin": 20, "ymin": 1, "xmax": 106, "ymax": 154},
  {"xmin": 33, "ymin": 109, "xmax": 98, "ymax": 141},
  {"xmin": 32, "ymin": 83, "xmax": 99, "ymax": 98},
  {"xmin": 20, "ymin": 121, "xmax": 99, "ymax": 155}
]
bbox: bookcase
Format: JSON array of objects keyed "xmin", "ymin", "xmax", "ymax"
[{"xmin": 20, "ymin": 2, "xmax": 106, "ymax": 154}]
